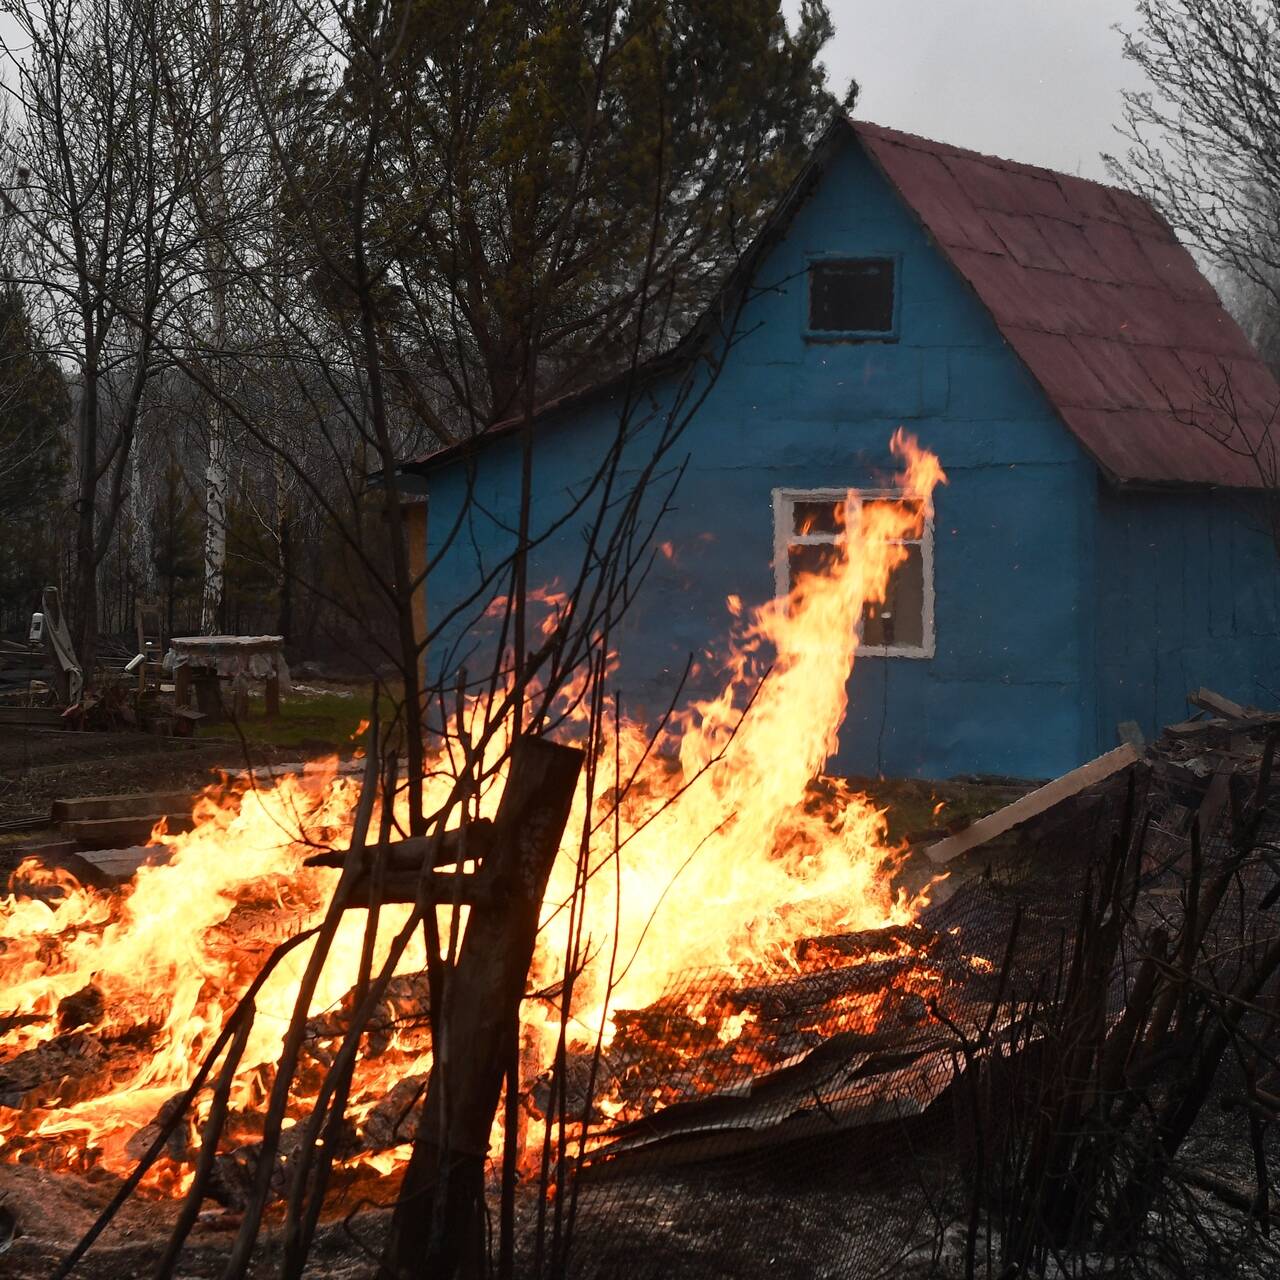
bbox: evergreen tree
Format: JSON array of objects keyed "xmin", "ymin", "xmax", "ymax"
[
  {"xmin": 292, "ymin": 0, "xmax": 851, "ymax": 435},
  {"xmin": 0, "ymin": 282, "xmax": 69, "ymax": 629}
]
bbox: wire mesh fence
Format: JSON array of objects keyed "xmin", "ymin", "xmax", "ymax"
[{"xmin": 547, "ymin": 768, "xmax": 1280, "ymax": 1280}]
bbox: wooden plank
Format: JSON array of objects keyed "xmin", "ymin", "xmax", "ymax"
[
  {"xmin": 63, "ymin": 813, "xmax": 193, "ymax": 850},
  {"xmin": 80, "ymin": 845, "xmax": 173, "ymax": 881},
  {"xmin": 174, "ymin": 662, "xmax": 191, "ymax": 709},
  {"xmin": 303, "ymin": 820, "xmax": 494, "ymax": 871},
  {"xmin": 1188, "ymin": 687, "xmax": 1250, "ymax": 720},
  {"xmin": 1164, "ymin": 716, "xmax": 1211, "ymax": 738},
  {"xmin": 3, "ymin": 841, "xmax": 173, "ymax": 884},
  {"xmin": 0, "ymin": 705, "xmax": 65, "ymax": 726},
  {"xmin": 340, "ymin": 868, "xmax": 489, "ymax": 908},
  {"xmin": 924, "ymin": 743, "xmax": 1141, "ymax": 866},
  {"xmin": 52, "ymin": 792, "xmax": 196, "ymax": 822},
  {"xmin": 404, "ymin": 499, "xmax": 428, "ymax": 653},
  {"xmin": 1197, "ymin": 768, "xmax": 1233, "ymax": 833}
]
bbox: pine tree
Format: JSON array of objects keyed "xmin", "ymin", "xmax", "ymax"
[
  {"xmin": 291, "ymin": 0, "xmax": 851, "ymax": 435},
  {"xmin": 149, "ymin": 461, "xmax": 203, "ymax": 637},
  {"xmin": 0, "ymin": 283, "xmax": 69, "ymax": 629}
]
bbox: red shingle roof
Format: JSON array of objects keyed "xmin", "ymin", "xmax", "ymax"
[{"xmin": 852, "ymin": 119, "xmax": 1278, "ymax": 488}]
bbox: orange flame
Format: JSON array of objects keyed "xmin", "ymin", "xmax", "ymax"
[{"xmin": 0, "ymin": 432, "xmax": 946, "ymax": 1192}]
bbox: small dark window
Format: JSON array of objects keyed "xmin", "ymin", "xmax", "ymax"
[{"xmin": 808, "ymin": 258, "xmax": 895, "ymax": 335}]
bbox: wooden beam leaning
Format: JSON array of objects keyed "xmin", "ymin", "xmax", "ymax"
[
  {"xmin": 304, "ymin": 821, "xmax": 494, "ymax": 870},
  {"xmin": 303, "ymin": 820, "xmax": 495, "ymax": 870},
  {"xmin": 385, "ymin": 735, "xmax": 585, "ymax": 1279},
  {"xmin": 341, "ymin": 869, "xmax": 489, "ymax": 908},
  {"xmin": 1188, "ymin": 687, "xmax": 1251, "ymax": 720},
  {"xmin": 924, "ymin": 743, "xmax": 1141, "ymax": 866}
]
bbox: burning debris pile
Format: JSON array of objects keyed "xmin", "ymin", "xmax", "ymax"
[
  {"xmin": 0, "ymin": 766, "xmax": 425, "ymax": 1197},
  {"xmin": 0, "ymin": 436, "xmax": 949, "ymax": 1216}
]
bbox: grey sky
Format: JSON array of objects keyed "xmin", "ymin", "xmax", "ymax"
[{"xmin": 791, "ymin": 0, "xmax": 1151, "ymax": 184}]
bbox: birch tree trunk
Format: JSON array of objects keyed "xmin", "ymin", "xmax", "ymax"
[
  {"xmin": 200, "ymin": 0, "xmax": 228, "ymax": 635},
  {"xmin": 200, "ymin": 407, "xmax": 227, "ymax": 633},
  {"xmin": 72, "ymin": 361, "xmax": 100, "ymax": 674}
]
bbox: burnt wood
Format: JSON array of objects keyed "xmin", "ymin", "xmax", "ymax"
[
  {"xmin": 306, "ymin": 820, "xmax": 498, "ymax": 906},
  {"xmin": 794, "ymin": 922, "xmax": 937, "ymax": 964},
  {"xmin": 339, "ymin": 868, "xmax": 489, "ymax": 908},
  {"xmin": 385, "ymin": 735, "xmax": 584, "ymax": 1280}
]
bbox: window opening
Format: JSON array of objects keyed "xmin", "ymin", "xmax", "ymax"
[
  {"xmin": 773, "ymin": 488, "xmax": 934, "ymax": 658},
  {"xmin": 807, "ymin": 258, "xmax": 896, "ymax": 336}
]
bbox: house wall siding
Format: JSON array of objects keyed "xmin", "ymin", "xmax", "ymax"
[
  {"xmin": 1094, "ymin": 487, "xmax": 1280, "ymax": 742},
  {"xmin": 425, "ymin": 135, "xmax": 1116, "ymax": 780}
]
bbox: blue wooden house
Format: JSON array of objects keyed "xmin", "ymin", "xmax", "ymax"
[{"xmin": 402, "ymin": 118, "xmax": 1280, "ymax": 781}]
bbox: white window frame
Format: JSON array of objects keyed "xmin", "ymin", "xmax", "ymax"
[{"xmin": 771, "ymin": 487, "xmax": 936, "ymax": 659}]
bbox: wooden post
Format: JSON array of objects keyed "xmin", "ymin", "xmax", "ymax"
[
  {"xmin": 385, "ymin": 735, "xmax": 583, "ymax": 1280},
  {"xmin": 194, "ymin": 671, "xmax": 223, "ymax": 719},
  {"xmin": 404, "ymin": 495, "xmax": 428, "ymax": 745},
  {"xmin": 404, "ymin": 498, "xmax": 428, "ymax": 657},
  {"xmin": 174, "ymin": 663, "xmax": 191, "ymax": 710},
  {"xmin": 265, "ymin": 672, "xmax": 280, "ymax": 719}
]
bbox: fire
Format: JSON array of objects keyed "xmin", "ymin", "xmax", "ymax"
[
  {"xmin": 0, "ymin": 765, "xmax": 429, "ymax": 1190},
  {"xmin": 534, "ymin": 432, "xmax": 946, "ymax": 1013},
  {"xmin": 0, "ymin": 432, "xmax": 945, "ymax": 1195}
]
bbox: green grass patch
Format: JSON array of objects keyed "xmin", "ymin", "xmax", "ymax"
[
  {"xmin": 846, "ymin": 775, "xmax": 1030, "ymax": 846},
  {"xmin": 219, "ymin": 685, "xmax": 389, "ymax": 752}
]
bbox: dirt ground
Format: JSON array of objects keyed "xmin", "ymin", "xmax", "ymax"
[
  {"xmin": 0, "ymin": 730, "xmax": 251, "ymax": 825},
  {"xmin": 0, "ymin": 681, "xmax": 371, "ymax": 833}
]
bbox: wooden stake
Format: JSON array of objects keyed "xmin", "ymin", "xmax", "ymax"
[{"xmin": 385, "ymin": 735, "xmax": 584, "ymax": 1280}]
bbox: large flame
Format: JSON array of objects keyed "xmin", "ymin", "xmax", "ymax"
[{"xmin": 0, "ymin": 431, "xmax": 945, "ymax": 1191}]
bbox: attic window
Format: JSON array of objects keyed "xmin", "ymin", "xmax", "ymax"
[
  {"xmin": 773, "ymin": 487, "xmax": 934, "ymax": 658},
  {"xmin": 807, "ymin": 257, "xmax": 897, "ymax": 339}
]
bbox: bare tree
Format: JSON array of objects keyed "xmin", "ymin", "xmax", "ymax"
[
  {"xmin": 1109, "ymin": 1, "xmax": 1280, "ymax": 314},
  {"xmin": 146, "ymin": 0, "xmax": 320, "ymax": 632},
  {"xmin": 37, "ymin": 0, "xmax": 790, "ymax": 1274},
  {"xmin": 0, "ymin": 0, "xmax": 197, "ymax": 671}
]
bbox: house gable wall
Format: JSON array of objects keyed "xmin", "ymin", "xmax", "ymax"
[{"xmin": 425, "ymin": 134, "xmax": 1103, "ymax": 779}]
